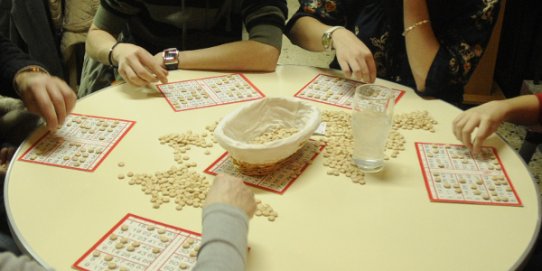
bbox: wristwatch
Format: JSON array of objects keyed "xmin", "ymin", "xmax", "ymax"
[
  {"xmin": 321, "ymin": 26, "xmax": 345, "ymax": 51},
  {"xmin": 162, "ymin": 48, "xmax": 179, "ymax": 70}
]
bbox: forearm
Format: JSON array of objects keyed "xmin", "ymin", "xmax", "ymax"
[
  {"xmin": 403, "ymin": 0, "xmax": 440, "ymax": 90},
  {"xmin": 194, "ymin": 204, "xmax": 249, "ymax": 271},
  {"xmin": 501, "ymin": 95, "xmax": 541, "ymax": 125},
  {"xmin": 85, "ymin": 24, "xmax": 119, "ymax": 66},
  {"xmin": 288, "ymin": 17, "xmax": 332, "ymax": 52},
  {"xmin": 178, "ymin": 41, "xmax": 279, "ymax": 72}
]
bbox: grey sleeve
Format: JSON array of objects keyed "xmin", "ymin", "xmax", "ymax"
[
  {"xmin": 93, "ymin": 0, "xmax": 140, "ymax": 35},
  {"xmin": 242, "ymin": 1, "xmax": 288, "ymax": 49},
  {"xmin": 193, "ymin": 204, "xmax": 249, "ymax": 271},
  {"xmin": 0, "ymin": 253, "xmax": 47, "ymax": 271}
]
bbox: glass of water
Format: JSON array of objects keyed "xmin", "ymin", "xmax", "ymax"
[{"xmin": 352, "ymin": 84, "xmax": 395, "ymax": 172}]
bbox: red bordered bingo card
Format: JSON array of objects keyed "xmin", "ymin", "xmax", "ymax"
[
  {"xmin": 18, "ymin": 113, "xmax": 135, "ymax": 172},
  {"xmin": 204, "ymin": 140, "xmax": 325, "ymax": 194},
  {"xmin": 415, "ymin": 142, "xmax": 522, "ymax": 206},
  {"xmin": 294, "ymin": 74, "xmax": 405, "ymax": 109},
  {"xmin": 156, "ymin": 73, "xmax": 265, "ymax": 112},
  {"xmin": 73, "ymin": 214, "xmax": 202, "ymax": 271}
]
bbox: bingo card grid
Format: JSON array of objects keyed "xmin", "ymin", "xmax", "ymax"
[
  {"xmin": 415, "ymin": 142, "xmax": 522, "ymax": 206},
  {"xmin": 73, "ymin": 214, "xmax": 202, "ymax": 271},
  {"xmin": 294, "ymin": 74, "xmax": 405, "ymax": 109},
  {"xmin": 204, "ymin": 140, "xmax": 326, "ymax": 194},
  {"xmin": 18, "ymin": 113, "xmax": 135, "ymax": 172},
  {"xmin": 156, "ymin": 73, "xmax": 265, "ymax": 112}
]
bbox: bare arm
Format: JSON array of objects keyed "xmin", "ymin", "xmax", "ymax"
[
  {"xmin": 287, "ymin": 16, "xmax": 330, "ymax": 51},
  {"xmin": 176, "ymin": 40, "xmax": 280, "ymax": 72},
  {"xmin": 403, "ymin": 0, "xmax": 440, "ymax": 91},
  {"xmin": 288, "ymin": 16, "xmax": 376, "ymax": 82},
  {"xmin": 86, "ymin": 24, "xmax": 168, "ymax": 87},
  {"xmin": 85, "ymin": 24, "xmax": 118, "ymax": 65}
]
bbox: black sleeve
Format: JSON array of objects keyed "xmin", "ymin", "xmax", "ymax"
[
  {"xmin": 285, "ymin": 0, "xmax": 349, "ymax": 34},
  {"xmin": 0, "ymin": 34, "xmax": 44, "ymax": 98}
]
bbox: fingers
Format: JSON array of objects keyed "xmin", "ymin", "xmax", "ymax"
[
  {"xmin": 337, "ymin": 50, "xmax": 375, "ymax": 83},
  {"xmin": 119, "ymin": 65, "xmax": 148, "ymax": 87},
  {"xmin": 140, "ymin": 54, "xmax": 169, "ymax": 84},
  {"xmin": 118, "ymin": 49, "xmax": 169, "ymax": 86},
  {"xmin": 452, "ymin": 114, "xmax": 466, "ymax": 142},
  {"xmin": 20, "ymin": 75, "xmax": 77, "ymax": 131},
  {"xmin": 0, "ymin": 146, "xmax": 15, "ymax": 165},
  {"xmin": 59, "ymin": 79, "xmax": 77, "ymax": 114},
  {"xmin": 472, "ymin": 121, "xmax": 496, "ymax": 156},
  {"xmin": 460, "ymin": 117, "xmax": 480, "ymax": 152},
  {"xmin": 366, "ymin": 56, "xmax": 377, "ymax": 83},
  {"xmin": 337, "ymin": 58, "xmax": 352, "ymax": 80},
  {"xmin": 28, "ymin": 84, "xmax": 59, "ymax": 131}
]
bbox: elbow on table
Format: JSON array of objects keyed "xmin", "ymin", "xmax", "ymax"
[{"xmin": 254, "ymin": 46, "xmax": 280, "ymax": 72}]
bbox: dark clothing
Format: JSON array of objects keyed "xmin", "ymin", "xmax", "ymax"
[
  {"xmin": 95, "ymin": 0, "xmax": 288, "ymax": 53},
  {"xmin": 9, "ymin": 0, "xmax": 64, "ymax": 78},
  {"xmin": 286, "ymin": 0, "xmax": 500, "ymax": 104},
  {"xmin": 0, "ymin": 34, "xmax": 43, "ymax": 98}
]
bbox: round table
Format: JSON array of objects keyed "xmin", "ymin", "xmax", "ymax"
[{"xmin": 5, "ymin": 65, "xmax": 541, "ymax": 270}]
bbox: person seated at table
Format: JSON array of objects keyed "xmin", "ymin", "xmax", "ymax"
[
  {"xmin": 0, "ymin": 33, "xmax": 77, "ymax": 253},
  {"xmin": 0, "ymin": 34, "xmax": 76, "ymax": 132},
  {"xmin": 79, "ymin": 0, "xmax": 288, "ymax": 97},
  {"xmin": 452, "ymin": 93, "xmax": 542, "ymax": 269},
  {"xmin": 0, "ymin": 173, "xmax": 256, "ymax": 271},
  {"xmin": 285, "ymin": 0, "xmax": 500, "ymax": 104}
]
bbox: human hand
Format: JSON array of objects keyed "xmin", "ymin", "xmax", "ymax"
[
  {"xmin": 0, "ymin": 144, "xmax": 15, "ymax": 165},
  {"xmin": 113, "ymin": 43, "xmax": 168, "ymax": 87},
  {"xmin": 452, "ymin": 100, "xmax": 507, "ymax": 155},
  {"xmin": 332, "ymin": 28, "xmax": 377, "ymax": 83},
  {"xmin": 205, "ymin": 174, "xmax": 257, "ymax": 218},
  {"xmin": 15, "ymin": 72, "xmax": 77, "ymax": 131}
]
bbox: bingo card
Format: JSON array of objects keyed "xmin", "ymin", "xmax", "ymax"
[
  {"xmin": 73, "ymin": 214, "xmax": 201, "ymax": 271},
  {"xmin": 415, "ymin": 142, "xmax": 521, "ymax": 206},
  {"xmin": 294, "ymin": 74, "xmax": 405, "ymax": 109},
  {"xmin": 205, "ymin": 140, "xmax": 325, "ymax": 194},
  {"xmin": 157, "ymin": 73, "xmax": 264, "ymax": 112},
  {"xmin": 18, "ymin": 113, "xmax": 135, "ymax": 172}
]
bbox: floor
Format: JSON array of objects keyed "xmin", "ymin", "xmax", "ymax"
[{"xmin": 278, "ymin": 0, "xmax": 542, "ymax": 194}]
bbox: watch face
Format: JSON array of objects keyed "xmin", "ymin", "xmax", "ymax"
[
  {"xmin": 164, "ymin": 50, "xmax": 177, "ymax": 62},
  {"xmin": 164, "ymin": 54, "xmax": 176, "ymax": 62},
  {"xmin": 163, "ymin": 49, "xmax": 179, "ymax": 70}
]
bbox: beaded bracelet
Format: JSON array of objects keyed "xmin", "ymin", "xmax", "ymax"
[{"xmin": 402, "ymin": 19, "xmax": 431, "ymax": 37}]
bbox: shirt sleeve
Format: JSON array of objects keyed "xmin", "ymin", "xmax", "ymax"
[
  {"xmin": 242, "ymin": 0, "xmax": 288, "ymax": 49},
  {"xmin": 422, "ymin": 0, "xmax": 501, "ymax": 98},
  {"xmin": 0, "ymin": 253, "xmax": 47, "ymax": 271},
  {"xmin": 285, "ymin": 0, "xmax": 347, "ymax": 34},
  {"xmin": 0, "ymin": 35, "xmax": 45, "ymax": 98},
  {"xmin": 93, "ymin": 0, "xmax": 141, "ymax": 35},
  {"xmin": 193, "ymin": 203, "xmax": 249, "ymax": 271}
]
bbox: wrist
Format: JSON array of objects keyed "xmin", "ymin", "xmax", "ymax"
[
  {"xmin": 13, "ymin": 65, "xmax": 49, "ymax": 96},
  {"xmin": 322, "ymin": 26, "xmax": 345, "ymax": 51},
  {"xmin": 162, "ymin": 48, "xmax": 180, "ymax": 70},
  {"xmin": 108, "ymin": 41, "xmax": 121, "ymax": 68}
]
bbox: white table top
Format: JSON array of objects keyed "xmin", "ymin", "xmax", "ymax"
[{"xmin": 5, "ymin": 65, "xmax": 541, "ymax": 271}]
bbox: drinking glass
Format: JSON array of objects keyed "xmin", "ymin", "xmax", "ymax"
[{"xmin": 352, "ymin": 84, "xmax": 395, "ymax": 172}]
